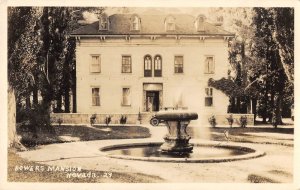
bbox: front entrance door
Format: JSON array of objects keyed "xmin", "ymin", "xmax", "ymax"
[{"xmin": 146, "ymin": 91, "xmax": 159, "ymax": 112}]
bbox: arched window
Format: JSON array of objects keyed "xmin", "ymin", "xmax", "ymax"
[
  {"xmin": 144, "ymin": 55, "xmax": 152, "ymax": 77},
  {"xmin": 154, "ymin": 55, "xmax": 162, "ymax": 77},
  {"xmin": 131, "ymin": 15, "xmax": 141, "ymax": 31},
  {"xmin": 165, "ymin": 16, "xmax": 175, "ymax": 31},
  {"xmin": 99, "ymin": 13, "xmax": 109, "ymax": 30}
]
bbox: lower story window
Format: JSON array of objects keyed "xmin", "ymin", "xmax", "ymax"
[
  {"xmin": 122, "ymin": 88, "xmax": 131, "ymax": 106},
  {"xmin": 205, "ymin": 87, "xmax": 213, "ymax": 107},
  {"xmin": 92, "ymin": 88, "xmax": 100, "ymax": 106}
]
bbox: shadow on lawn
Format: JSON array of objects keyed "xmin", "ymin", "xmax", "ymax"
[
  {"xmin": 54, "ymin": 125, "xmax": 151, "ymax": 141},
  {"xmin": 17, "ymin": 124, "xmax": 151, "ymax": 147},
  {"xmin": 188, "ymin": 127, "xmax": 294, "ymax": 138},
  {"xmin": 187, "ymin": 126, "xmax": 293, "ymax": 145}
]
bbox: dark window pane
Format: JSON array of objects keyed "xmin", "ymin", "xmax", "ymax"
[
  {"xmin": 154, "ymin": 56, "xmax": 162, "ymax": 77},
  {"xmin": 154, "ymin": 70, "xmax": 162, "ymax": 77},
  {"xmin": 174, "ymin": 56, "xmax": 183, "ymax": 73},
  {"xmin": 144, "ymin": 70, "xmax": 152, "ymax": 77},
  {"xmin": 205, "ymin": 97, "xmax": 213, "ymax": 107},
  {"xmin": 144, "ymin": 55, "xmax": 152, "ymax": 77}
]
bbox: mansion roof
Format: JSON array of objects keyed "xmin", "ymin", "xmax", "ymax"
[{"xmin": 71, "ymin": 14, "xmax": 234, "ymax": 36}]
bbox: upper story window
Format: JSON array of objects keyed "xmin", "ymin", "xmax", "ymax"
[
  {"xmin": 165, "ymin": 16, "xmax": 175, "ymax": 31},
  {"xmin": 154, "ymin": 55, "xmax": 162, "ymax": 77},
  {"xmin": 90, "ymin": 55, "xmax": 101, "ymax": 73},
  {"xmin": 99, "ymin": 13, "xmax": 109, "ymax": 30},
  {"xmin": 204, "ymin": 56, "xmax": 215, "ymax": 74},
  {"xmin": 122, "ymin": 55, "xmax": 132, "ymax": 73},
  {"xmin": 131, "ymin": 15, "xmax": 141, "ymax": 31},
  {"xmin": 205, "ymin": 87, "xmax": 213, "ymax": 107},
  {"xmin": 92, "ymin": 87, "xmax": 100, "ymax": 106},
  {"xmin": 144, "ymin": 55, "xmax": 152, "ymax": 77},
  {"xmin": 174, "ymin": 56, "xmax": 183, "ymax": 74},
  {"xmin": 195, "ymin": 14, "xmax": 206, "ymax": 32}
]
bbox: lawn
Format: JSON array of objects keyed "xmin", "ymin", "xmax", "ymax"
[
  {"xmin": 54, "ymin": 125, "xmax": 151, "ymax": 141},
  {"xmin": 8, "ymin": 150, "xmax": 163, "ymax": 183},
  {"xmin": 17, "ymin": 124, "xmax": 151, "ymax": 147},
  {"xmin": 188, "ymin": 126, "xmax": 294, "ymax": 146},
  {"xmin": 9, "ymin": 124, "xmax": 161, "ymax": 182}
]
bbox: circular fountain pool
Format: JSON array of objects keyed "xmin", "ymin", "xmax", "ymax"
[{"xmin": 100, "ymin": 142, "xmax": 265, "ymax": 163}]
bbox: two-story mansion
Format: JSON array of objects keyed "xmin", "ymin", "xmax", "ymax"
[{"xmin": 70, "ymin": 13, "xmax": 234, "ymax": 124}]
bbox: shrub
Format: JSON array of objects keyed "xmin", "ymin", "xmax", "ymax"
[
  {"xmin": 239, "ymin": 115, "xmax": 247, "ymax": 128},
  {"xmin": 57, "ymin": 118, "xmax": 63, "ymax": 126},
  {"xmin": 226, "ymin": 114, "xmax": 234, "ymax": 128},
  {"xmin": 90, "ymin": 114, "xmax": 97, "ymax": 126},
  {"xmin": 120, "ymin": 115, "xmax": 127, "ymax": 124},
  {"xmin": 105, "ymin": 115, "xmax": 112, "ymax": 126},
  {"xmin": 137, "ymin": 111, "xmax": 142, "ymax": 124},
  {"xmin": 272, "ymin": 114, "xmax": 279, "ymax": 128},
  {"xmin": 208, "ymin": 115, "xmax": 217, "ymax": 127}
]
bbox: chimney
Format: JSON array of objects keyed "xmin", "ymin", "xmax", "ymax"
[
  {"xmin": 99, "ymin": 13, "xmax": 109, "ymax": 31},
  {"xmin": 195, "ymin": 14, "xmax": 206, "ymax": 32},
  {"xmin": 214, "ymin": 16, "xmax": 223, "ymax": 27}
]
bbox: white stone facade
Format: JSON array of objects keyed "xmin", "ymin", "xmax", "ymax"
[
  {"xmin": 75, "ymin": 37, "xmax": 231, "ymax": 124},
  {"xmin": 70, "ymin": 13, "xmax": 237, "ymax": 125}
]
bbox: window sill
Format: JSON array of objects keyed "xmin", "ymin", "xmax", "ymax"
[
  {"xmin": 121, "ymin": 105, "xmax": 131, "ymax": 107},
  {"xmin": 204, "ymin": 73, "xmax": 215, "ymax": 75}
]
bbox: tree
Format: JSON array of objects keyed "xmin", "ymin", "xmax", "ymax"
[
  {"xmin": 39, "ymin": 7, "xmax": 103, "ymax": 113},
  {"xmin": 208, "ymin": 8, "xmax": 257, "ymax": 115},
  {"xmin": 8, "ymin": 7, "xmax": 41, "ymax": 149},
  {"xmin": 251, "ymin": 7, "xmax": 293, "ymax": 126}
]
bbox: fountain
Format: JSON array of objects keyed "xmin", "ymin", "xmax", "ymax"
[
  {"xmin": 155, "ymin": 110, "xmax": 198, "ymax": 154},
  {"xmin": 100, "ymin": 110, "xmax": 265, "ymax": 163}
]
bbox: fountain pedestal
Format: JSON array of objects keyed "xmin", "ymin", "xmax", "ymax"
[{"xmin": 155, "ymin": 111, "xmax": 198, "ymax": 153}]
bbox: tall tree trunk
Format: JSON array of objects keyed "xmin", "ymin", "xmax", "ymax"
[
  {"xmin": 64, "ymin": 88, "xmax": 70, "ymax": 113},
  {"xmin": 262, "ymin": 86, "xmax": 268, "ymax": 123},
  {"xmin": 32, "ymin": 73, "xmax": 39, "ymax": 106},
  {"xmin": 252, "ymin": 98, "xmax": 257, "ymax": 121},
  {"xmin": 268, "ymin": 90, "xmax": 275, "ymax": 122},
  {"xmin": 56, "ymin": 93, "xmax": 62, "ymax": 112},
  {"xmin": 32, "ymin": 85, "xmax": 38, "ymax": 106},
  {"xmin": 63, "ymin": 58, "xmax": 70, "ymax": 113},
  {"xmin": 8, "ymin": 86, "xmax": 26, "ymax": 150},
  {"xmin": 275, "ymin": 92, "xmax": 283, "ymax": 125},
  {"xmin": 237, "ymin": 97, "xmax": 241, "ymax": 113},
  {"xmin": 25, "ymin": 96, "xmax": 31, "ymax": 109},
  {"xmin": 71, "ymin": 62, "xmax": 77, "ymax": 113},
  {"xmin": 72, "ymin": 86, "xmax": 76, "ymax": 113}
]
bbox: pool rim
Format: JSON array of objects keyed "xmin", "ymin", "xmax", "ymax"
[{"xmin": 99, "ymin": 142, "xmax": 266, "ymax": 163}]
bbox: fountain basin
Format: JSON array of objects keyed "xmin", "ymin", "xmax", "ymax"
[
  {"xmin": 155, "ymin": 110, "xmax": 198, "ymax": 153},
  {"xmin": 100, "ymin": 142, "xmax": 265, "ymax": 163},
  {"xmin": 155, "ymin": 110, "xmax": 198, "ymax": 121}
]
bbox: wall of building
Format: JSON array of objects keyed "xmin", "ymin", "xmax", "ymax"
[{"xmin": 76, "ymin": 37, "xmax": 230, "ymax": 120}]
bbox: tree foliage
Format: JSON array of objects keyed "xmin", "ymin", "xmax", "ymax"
[
  {"xmin": 208, "ymin": 78, "xmax": 243, "ymax": 97},
  {"xmin": 8, "ymin": 7, "xmax": 41, "ymax": 98},
  {"xmin": 208, "ymin": 7, "xmax": 293, "ymax": 123},
  {"xmin": 8, "ymin": 7, "xmax": 104, "ymax": 145}
]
